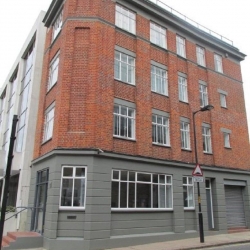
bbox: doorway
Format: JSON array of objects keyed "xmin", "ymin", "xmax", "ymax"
[
  {"xmin": 205, "ymin": 179, "xmax": 214, "ymax": 229},
  {"xmin": 31, "ymin": 169, "xmax": 49, "ymax": 234}
]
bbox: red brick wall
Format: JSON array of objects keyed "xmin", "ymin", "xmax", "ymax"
[{"xmin": 34, "ymin": 0, "xmax": 250, "ymax": 170}]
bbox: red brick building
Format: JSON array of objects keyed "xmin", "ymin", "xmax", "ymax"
[{"xmin": 28, "ymin": 0, "xmax": 250, "ymax": 249}]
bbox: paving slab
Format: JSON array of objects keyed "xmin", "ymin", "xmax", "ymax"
[{"xmin": 107, "ymin": 232, "xmax": 250, "ymax": 250}]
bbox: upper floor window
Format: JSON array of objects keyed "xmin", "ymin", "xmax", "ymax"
[
  {"xmin": 178, "ymin": 73, "xmax": 188, "ymax": 103},
  {"xmin": 152, "ymin": 111, "xmax": 170, "ymax": 146},
  {"xmin": 221, "ymin": 128, "xmax": 231, "ymax": 148},
  {"xmin": 180, "ymin": 118, "xmax": 190, "ymax": 150},
  {"xmin": 114, "ymin": 50, "xmax": 135, "ymax": 85},
  {"xmin": 43, "ymin": 103, "xmax": 55, "ymax": 142},
  {"xmin": 202, "ymin": 124, "xmax": 212, "ymax": 153},
  {"xmin": 224, "ymin": 132, "xmax": 230, "ymax": 148},
  {"xmin": 113, "ymin": 100, "xmax": 135, "ymax": 139},
  {"xmin": 48, "ymin": 54, "xmax": 60, "ymax": 91},
  {"xmin": 52, "ymin": 10, "xmax": 63, "ymax": 41},
  {"xmin": 199, "ymin": 81, "xmax": 208, "ymax": 107},
  {"xmin": 151, "ymin": 63, "xmax": 168, "ymax": 95},
  {"xmin": 60, "ymin": 166, "xmax": 86, "ymax": 209},
  {"xmin": 150, "ymin": 22, "xmax": 166, "ymax": 49},
  {"xmin": 196, "ymin": 46, "xmax": 206, "ymax": 67},
  {"xmin": 115, "ymin": 5, "xmax": 136, "ymax": 34},
  {"xmin": 183, "ymin": 176, "xmax": 194, "ymax": 209},
  {"xmin": 176, "ymin": 35, "xmax": 186, "ymax": 58},
  {"xmin": 214, "ymin": 54, "xmax": 223, "ymax": 73},
  {"xmin": 111, "ymin": 170, "xmax": 173, "ymax": 209},
  {"xmin": 220, "ymin": 93, "xmax": 227, "ymax": 108}
]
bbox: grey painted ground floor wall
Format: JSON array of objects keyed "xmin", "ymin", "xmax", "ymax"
[{"xmin": 28, "ymin": 150, "xmax": 250, "ymax": 250}]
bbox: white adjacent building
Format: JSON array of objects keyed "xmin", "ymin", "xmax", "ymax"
[{"xmin": 0, "ymin": 11, "xmax": 46, "ymax": 233}]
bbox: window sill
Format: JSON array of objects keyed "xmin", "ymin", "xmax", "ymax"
[
  {"xmin": 114, "ymin": 78, "xmax": 135, "ymax": 87},
  {"xmin": 181, "ymin": 148, "xmax": 192, "ymax": 152},
  {"xmin": 152, "ymin": 143, "xmax": 171, "ymax": 148},
  {"xmin": 113, "ymin": 136, "xmax": 136, "ymax": 142},
  {"xmin": 184, "ymin": 207, "xmax": 195, "ymax": 211},
  {"xmin": 221, "ymin": 106, "xmax": 228, "ymax": 109},
  {"xmin": 224, "ymin": 146, "xmax": 232, "ymax": 149},
  {"xmin": 150, "ymin": 42, "xmax": 168, "ymax": 52},
  {"xmin": 177, "ymin": 54, "xmax": 187, "ymax": 60},
  {"xmin": 59, "ymin": 207, "xmax": 85, "ymax": 211},
  {"xmin": 198, "ymin": 64, "xmax": 207, "ymax": 69},
  {"xmin": 151, "ymin": 91, "xmax": 169, "ymax": 98},
  {"xmin": 46, "ymin": 82, "xmax": 57, "ymax": 94},
  {"xmin": 179, "ymin": 100, "xmax": 189, "ymax": 105},
  {"xmin": 111, "ymin": 208, "xmax": 173, "ymax": 212},
  {"xmin": 41, "ymin": 138, "xmax": 52, "ymax": 146},
  {"xmin": 115, "ymin": 26, "xmax": 136, "ymax": 38},
  {"xmin": 203, "ymin": 152, "xmax": 213, "ymax": 155}
]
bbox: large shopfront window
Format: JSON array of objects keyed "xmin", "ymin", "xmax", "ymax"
[{"xmin": 111, "ymin": 170, "xmax": 172, "ymax": 210}]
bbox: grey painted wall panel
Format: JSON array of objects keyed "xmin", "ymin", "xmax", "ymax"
[{"xmin": 184, "ymin": 211, "xmax": 197, "ymax": 231}]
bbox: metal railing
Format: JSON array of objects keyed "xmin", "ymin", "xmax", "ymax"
[
  {"xmin": 4, "ymin": 207, "xmax": 42, "ymax": 222},
  {"xmin": 148, "ymin": 0, "xmax": 233, "ymax": 46}
]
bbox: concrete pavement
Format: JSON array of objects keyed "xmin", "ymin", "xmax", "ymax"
[
  {"xmin": 15, "ymin": 231, "xmax": 250, "ymax": 250},
  {"xmin": 107, "ymin": 231, "xmax": 250, "ymax": 250}
]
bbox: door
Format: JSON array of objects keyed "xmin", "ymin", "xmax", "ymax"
[
  {"xmin": 31, "ymin": 169, "xmax": 49, "ymax": 234},
  {"xmin": 225, "ymin": 185, "xmax": 246, "ymax": 228},
  {"xmin": 205, "ymin": 179, "xmax": 214, "ymax": 229}
]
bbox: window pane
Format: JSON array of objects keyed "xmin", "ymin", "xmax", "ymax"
[
  {"xmin": 153, "ymin": 184, "xmax": 159, "ymax": 208},
  {"xmin": 75, "ymin": 168, "xmax": 85, "ymax": 177},
  {"xmin": 166, "ymin": 185, "xmax": 172, "ymax": 208},
  {"xmin": 121, "ymin": 171, "xmax": 128, "ymax": 181},
  {"xmin": 113, "ymin": 170, "xmax": 119, "ymax": 180},
  {"xmin": 74, "ymin": 179, "xmax": 85, "ymax": 206},
  {"xmin": 111, "ymin": 182, "xmax": 119, "ymax": 208},
  {"xmin": 137, "ymin": 173, "xmax": 151, "ymax": 182},
  {"xmin": 120, "ymin": 182, "xmax": 128, "ymax": 208},
  {"xmin": 63, "ymin": 168, "xmax": 73, "ymax": 177},
  {"xmin": 136, "ymin": 183, "xmax": 151, "ymax": 208},
  {"xmin": 183, "ymin": 186, "xmax": 188, "ymax": 207},
  {"xmin": 159, "ymin": 185, "xmax": 165, "ymax": 208},
  {"xmin": 61, "ymin": 179, "xmax": 73, "ymax": 206},
  {"xmin": 129, "ymin": 171, "xmax": 135, "ymax": 181},
  {"xmin": 128, "ymin": 183, "xmax": 135, "ymax": 207}
]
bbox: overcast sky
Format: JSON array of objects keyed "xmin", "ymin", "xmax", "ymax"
[{"xmin": 0, "ymin": 0, "xmax": 249, "ymax": 130}]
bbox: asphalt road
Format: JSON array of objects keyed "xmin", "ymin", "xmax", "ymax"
[{"xmin": 197, "ymin": 243, "xmax": 250, "ymax": 250}]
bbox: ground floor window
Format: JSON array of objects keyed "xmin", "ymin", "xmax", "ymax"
[
  {"xmin": 183, "ymin": 176, "xmax": 194, "ymax": 208},
  {"xmin": 60, "ymin": 166, "xmax": 86, "ymax": 209},
  {"xmin": 7, "ymin": 174, "xmax": 19, "ymax": 207},
  {"xmin": 111, "ymin": 170, "xmax": 172, "ymax": 209}
]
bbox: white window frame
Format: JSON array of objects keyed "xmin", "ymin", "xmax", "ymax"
[
  {"xmin": 43, "ymin": 103, "xmax": 55, "ymax": 142},
  {"xmin": 114, "ymin": 50, "xmax": 135, "ymax": 85},
  {"xmin": 59, "ymin": 166, "xmax": 87, "ymax": 210},
  {"xmin": 223, "ymin": 132, "xmax": 230, "ymax": 148},
  {"xmin": 178, "ymin": 74, "xmax": 188, "ymax": 103},
  {"xmin": 113, "ymin": 103, "xmax": 135, "ymax": 139},
  {"xmin": 183, "ymin": 176, "xmax": 194, "ymax": 209},
  {"xmin": 220, "ymin": 93, "xmax": 227, "ymax": 108},
  {"xmin": 115, "ymin": 4, "xmax": 136, "ymax": 34},
  {"xmin": 199, "ymin": 82, "xmax": 208, "ymax": 107},
  {"xmin": 111, "ymin": 170, "xmax": 173, "ymax": 211},
  {"xmin": 150, "ymin": 22, "xmax": 167, "ymax": 49},
  {"xmin": 152, "ymin": 113, "xmax": 170, "ymax": 146},
  {"xmin": 202, "ymin": 125, "xmax": 212, "ymax": 153},
  {"xmin": 214, "ymin": 54, "xmax": 223, "ymax": 73},
  {"xmin": 180, "ymin": 120, "xmax": 190, "ymax": 150},
  {"xmin": 151, "ymin": 65, "xmax": 168, "ymax": 95},
  {"xmin": 196, "ymin": 46, "xmax": 206, "ymax": 67},
  {"xmin": 47, "ymin": 54, "xmax": 60, "ymax": 91},
  {"xmin": 176, "ymin": 35, "xmax": 186, "ymax": 58},
  {"xmin": 52, "ymin": 10, "xmax": 63, "ymax": 41}
]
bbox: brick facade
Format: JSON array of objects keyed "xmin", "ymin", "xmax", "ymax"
[{"xmin": 34, "ymin": 0, "xmax": 250, "ymax": 171}]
